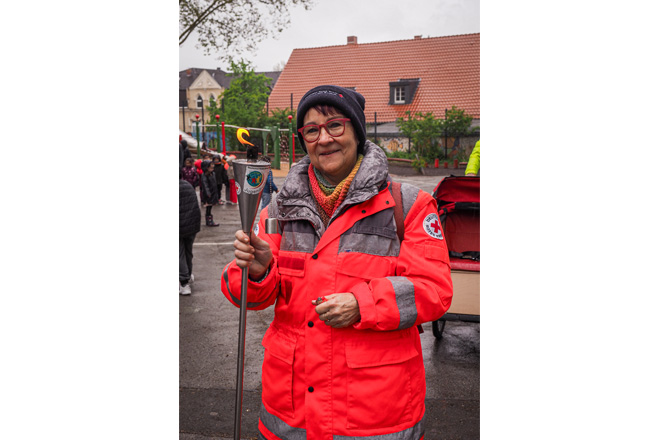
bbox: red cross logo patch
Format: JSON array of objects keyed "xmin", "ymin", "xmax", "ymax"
[{"xmin": 423, "ymin": 213, "xmax": 444, "ymax": 240}]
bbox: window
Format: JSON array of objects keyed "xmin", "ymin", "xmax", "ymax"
[
  {"xmin": 179, "ymin": 89, "xmax": 188, "ymax": 108},
  {"xmin": 196, "ymin": 95, "xmax": 203, "ymax": 108},
  {"xmin": 394, "ymin": 87, "xmax": 405, "ymax": 104},
  {"xmin": 389, "ymin": 79, "xmax": 421, "ymax": 105}
]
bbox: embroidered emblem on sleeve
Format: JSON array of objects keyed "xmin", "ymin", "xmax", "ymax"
[{"xmin": 423, "ymin": 213, "xmax": 444, "ymax": 240}]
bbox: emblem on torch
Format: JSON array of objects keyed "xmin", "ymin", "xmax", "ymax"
[{"xmin": 246, "ymin": 171, "xmax": 264, "ymax": 187}]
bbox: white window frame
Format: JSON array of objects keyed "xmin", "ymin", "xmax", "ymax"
[
  {"xmin": 196, "ymin": 94, "xmax": 204, "ymax": 108},
  {"xmin": 394, "ymin": 86, "xmax": 405, "ymax": 104}
]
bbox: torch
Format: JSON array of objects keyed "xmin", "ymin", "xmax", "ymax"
[{"xmin": 232, "ymin": 128, "xmax": 271, "ymax": 440}]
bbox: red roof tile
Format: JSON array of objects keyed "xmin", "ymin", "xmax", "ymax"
[{"xmin": 268, "ymin": 34, "xmax": 480, "ymax": 123}]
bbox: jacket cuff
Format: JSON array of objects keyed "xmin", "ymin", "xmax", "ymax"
[
  {"xmin": 351, "ymin": 282, "xmax": 376, "ymax": 330},
  {"xmin": 248, "ymin": 261, "xmax": 273, "ymax": 284}
]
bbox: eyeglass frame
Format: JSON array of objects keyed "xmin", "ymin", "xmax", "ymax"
[{"xmin": 297, "ymin": 118, "xmax": 352, "ymax": 143}]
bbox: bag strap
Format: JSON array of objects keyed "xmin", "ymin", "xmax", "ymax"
[
  {"xmin": 390, "ymin": 180, "xmax": 424, "ymax": 334},
  {"xmin": 391, "ymin": 181, "xmax": 405, "ymax": 243}
]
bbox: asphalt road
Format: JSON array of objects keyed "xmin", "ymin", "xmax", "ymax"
[{"xmin": 180, "ymin": 172, "xmax": 479, "ymax": 440}]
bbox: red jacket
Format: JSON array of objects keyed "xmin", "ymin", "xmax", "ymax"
[{"xmin": 221, "ymin": 142, "xmax": 453, "ymax": 439}]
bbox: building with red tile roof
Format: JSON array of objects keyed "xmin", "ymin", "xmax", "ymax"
[{"xmin": 267, "ymin": 33, "xmax": 480, "ymax": 143}]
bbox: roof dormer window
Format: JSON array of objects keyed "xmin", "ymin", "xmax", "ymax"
[
  {"xmin": 394, "ymin": 86, "xmax": 405, "ymax": 104},
  {"xmin": 389, "ymin": 79, "xmax": 420, "ymax": 105}
]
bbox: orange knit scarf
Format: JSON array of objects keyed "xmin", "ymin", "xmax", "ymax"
[{"xmin": 308, "ymin": 155, "xmax": 364, "ymax": 221}]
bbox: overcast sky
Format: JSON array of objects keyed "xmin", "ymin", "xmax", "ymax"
[{"xmin": 179, "ymin": 0, "xmax": 480, "ymax": 72}]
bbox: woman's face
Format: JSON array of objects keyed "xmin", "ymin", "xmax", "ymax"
[{"xmin": 303, "ymin": 107, "xmax": 358, "ymax": 186}]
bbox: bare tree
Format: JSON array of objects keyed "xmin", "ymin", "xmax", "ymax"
[
  {"xmin": 180, "ymin": 0, "xmax": 313, "ymax": 61},
  {"xmin": 272, "ymin": 60, "xmax": 287, "ymax": 71}
]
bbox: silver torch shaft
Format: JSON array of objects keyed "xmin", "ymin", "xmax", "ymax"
[{"xmin": 231, "ymin": 155, "xmax": 271, "ymax": 440}]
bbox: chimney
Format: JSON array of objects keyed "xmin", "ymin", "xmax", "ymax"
[
  {"xmin": 414, "ymin": 35, "xmax": 422, "ymax": 40},
  {"xmin": 347, "ymin": 36, "xmax": 357, "ymax": 45}
]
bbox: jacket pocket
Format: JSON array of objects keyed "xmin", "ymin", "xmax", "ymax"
[
  {"xmin": 336, "ymin": 252, "xmax": 394, "ymax": 281},
  {"xmin": 277, "ymin": 251, "xmax": 307, "ymax": 304},
  {"xmin": 344, "ymin": 331, "xmax": 419, "ymax": 429},
  {"xmin": 278, "ymin": 251, "xmax": 307, "ymax": 277},
  {"xmin": 261, "ymin": 325, "xmax": 297, "ymax": 419}
]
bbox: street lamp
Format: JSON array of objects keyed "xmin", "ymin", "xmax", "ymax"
[{"xmin": 195, "ymin": 114, "xmax": 201, "ymax": 158}]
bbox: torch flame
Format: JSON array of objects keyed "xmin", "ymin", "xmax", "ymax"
[{"xmin": 237, "ymin": 128, "xmax": 255, "ymax": 146}]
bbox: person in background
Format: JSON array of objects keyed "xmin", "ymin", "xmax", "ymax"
[
  {"xmin": 179, "ymin": 178, "xmax": 201, "ymax": 295},
  {"xmin": 225, "ymin": 156, "xmax": 237, "ymax": 205},
  {"xmin": 181, "ymin": 157, "xmax": 199, "ymax": 188},
  {"xmin": 220, "ymin": 155, "xmax": 230, "ymax": 202},
  {"xmin": 197, "ymin": 160, "xmax": 220, "ymax": 226},
  {"xmin": 259, "ymin": 160, "xmax": 278, "ymax": 212},
  {"xmin": 465, "ymin": 139, "xmax": 480, "ymax": 176},
  {"xmin": 180, "ymin": 139, "xmax": 191, "ymax": 177},
  {"xmin": 221, "ymin": 85, "xmax": 453, "ymax": 439},
  {"xmin": 213, "ymin": 155, "xmax": 226, "ymax": 205}
]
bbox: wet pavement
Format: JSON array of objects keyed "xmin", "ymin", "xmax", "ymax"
[{"xmin": 180, "ymin": 170, "xmax": 479, "ymax": 439}]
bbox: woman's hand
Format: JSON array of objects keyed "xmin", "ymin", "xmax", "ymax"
[
  {"xmin": 313, "ymin": 293, "xmax": 361, "ymax": 328},
  {"xmin": 233, "ymin": 229, "xmax": 273, "ymax": 279}
]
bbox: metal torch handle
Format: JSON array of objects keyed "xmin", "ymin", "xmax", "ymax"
[{"xmin": 233, "ymin": 266, "xmax": 249, "ymax": 440}]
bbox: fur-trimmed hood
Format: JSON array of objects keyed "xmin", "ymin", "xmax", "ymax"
[{"xmin": 271, "ymin": 140, "xmax": 389, "ymax": 235}]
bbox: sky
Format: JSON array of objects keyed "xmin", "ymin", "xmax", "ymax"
[{"xmin": 179, "ymin": 0, "xmax": 480, "ymax": 72}]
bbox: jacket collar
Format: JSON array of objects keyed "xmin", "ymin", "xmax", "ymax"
[{"xmin": 275, "ymin": 141, "xmax": 389, "ymax": 234}]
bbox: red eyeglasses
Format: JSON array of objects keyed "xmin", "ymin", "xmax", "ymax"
[{"xmin": 298, "ymin": 118, "xmax": 351, "ymax": 143}]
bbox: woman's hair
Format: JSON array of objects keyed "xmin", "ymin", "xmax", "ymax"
[
  {"xmin": 311, "ymin": 104, "xmax": 341, "ymax": 118},
  {"xmin": 307, "ymin": 104, "xmax": 363, "ymax": 155}
]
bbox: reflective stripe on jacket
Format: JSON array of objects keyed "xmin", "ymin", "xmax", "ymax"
[{"xmin": 221, "ymin": 141, "xmax": 452, "ymax": 440}]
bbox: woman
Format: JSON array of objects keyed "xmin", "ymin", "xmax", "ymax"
[
  {"xmin": 212, "ymin": 155, "xmax": 226, "ymax": 204},
  {"xmin": 225, "ymin": 155, "xmax": 238, "ymax": 205},
  {"xmin": 221, "ymin": 85, "xmax": 453, "ymax": 439},
  {"xmin": 198, "ymin": 160, "xmax": 219, "ymax": 226}
]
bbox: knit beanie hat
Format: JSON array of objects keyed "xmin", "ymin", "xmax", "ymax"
[{"xmin": 296, "ymin": 85, "xmax": 366, "ymax": 154}]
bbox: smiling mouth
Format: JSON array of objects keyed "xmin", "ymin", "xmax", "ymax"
[{"xmin": 320, "ymin": 149, "xmax": 340, "ymax": 156}]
